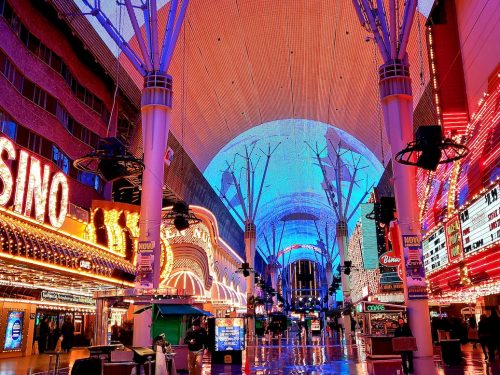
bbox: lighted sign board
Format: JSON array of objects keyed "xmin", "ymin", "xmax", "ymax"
[
  {"xmin": 445, "ymin": 215, "xmax": 463, "ymax": 261},
  {"xmin": 360, "ymin": 203, "xmax": 379, "ymax": 269},
  {"xmin": 4, "ymin": 311, "xmax": 24, "ymax": 351},
  {"xmin": 422, "ymin": 226, "xmax": 448, "ymax": 273},
  {"xmin": 41, "ymin": 290, "xmax": 94, "ymax": 306},
  {"xmin": 460, "ymin": 183, "xmax": 499, "ymax": 256},
  {"xmin": 0, "ymin": 137, "xmax": 69, "ymax": 228},
  {"xmin": 215, "ymin": 318, "xmax": 245, "ymax": 351}
]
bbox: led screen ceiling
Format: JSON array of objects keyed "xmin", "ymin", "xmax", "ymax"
[
  {"xmin": 72, "ymin": 0, "xmax": 432, "ymax": 172},
  {"xmin": 74, "ymin": 1, "xmax": 434, "ymax": 59},
  {"xmin": 203, "ymin": 119, "xmax": 384, "ymax": 265}
]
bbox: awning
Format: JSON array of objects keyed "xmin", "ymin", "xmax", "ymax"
[
  {"xmin": 133, "ymin": 305, "xmax": 153, "ymax": 314},
  {"xmin": 156, "ymin": 304, "xmax": 212, "ymax": 316}
]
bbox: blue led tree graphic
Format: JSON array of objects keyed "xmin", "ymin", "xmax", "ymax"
[
  {"xmin": 308, "ymin": 140, "xmax": 373, "ymax": 339},
  {"xmin": 217, "ymin": 143, "xmax": 279, "ymax": 336}
]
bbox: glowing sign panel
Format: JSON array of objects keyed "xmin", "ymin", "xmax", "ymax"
[
  {"xmin": 0, "ymin": 137, "xmax": 69, "ymax": 228},
  {"xmin": 460, "ymin": 183, "xmax": 499, "ymax": 256},
  {"xmin": 422, "ymin": 226, "xmax": 448, "ymax": 273}
]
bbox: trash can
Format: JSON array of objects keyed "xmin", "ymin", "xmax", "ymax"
[{"xmin": 440, "ymin": 339, "xmax": 462, "ymax": 365}]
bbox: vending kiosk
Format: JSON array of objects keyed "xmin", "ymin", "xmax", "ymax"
[{"xmin": 356, "ymin": 301, "xmax": 407, "ymax": 359}]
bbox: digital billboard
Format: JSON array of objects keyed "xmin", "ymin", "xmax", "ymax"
[
  {"xmin": 4, "ymin": 311, "xmax": 24, "ymax": 351},
  {"xmin": 215, "ymin": 318, "xmax": 244, "ymax": 351}
]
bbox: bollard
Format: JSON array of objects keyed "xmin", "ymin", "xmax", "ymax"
[
  {"xmin": 147, "ymin": 356, "xmax": 152, "ymax": 375},
  {"xmin": 48, "ymin": 355, "xmax": 53, "ymax": 374},
  {"xmin": 54, "ymin": 352, "xmax": 61, "ymax": 374}
]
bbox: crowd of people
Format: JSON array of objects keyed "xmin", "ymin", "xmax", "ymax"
[
  {"xmin": 431, "ymin": 309, "xmax": 500, "ymax": 361},
  {"xmin": 36, "ymin": 316, "xmax": 75, "ymax": 353}
]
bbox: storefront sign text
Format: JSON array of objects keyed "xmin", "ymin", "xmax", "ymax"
[
  {"xmin": 41, "ymin": 291, "xmax": 94, "ymax": 305},
  {"xmin": 0, "ymin": 137, "xmax": 69, "ymax": 228},
  {"xmin": 445, "ymin": 215, "xmax": 463, "ymax": 261}
]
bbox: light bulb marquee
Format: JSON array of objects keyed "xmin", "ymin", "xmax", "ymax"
[{"xmin": 0, "ymin": 137, "xmax": 69, "ymax": 229}]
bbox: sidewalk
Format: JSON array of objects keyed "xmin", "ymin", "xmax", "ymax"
[{"xmin": 0, "ymin": 348, "xmax": 88, "ymax": 375}]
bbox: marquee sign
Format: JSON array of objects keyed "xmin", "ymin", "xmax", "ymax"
[
  {"xmin": 460, "ymin": 183, "xmax": 499, "ymax": 256},
  {"xmin": 422, "ymin": 226, "xmax": 448, "ymax": 273},
  {"xmin": 0, "ymin": 137, "xmax": 69, "ymax": 228}
]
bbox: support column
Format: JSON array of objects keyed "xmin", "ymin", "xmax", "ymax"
[
  {"xmin": 95, "ymin": 298, "xmax": 108, "ymax": 346},
  {"xmin": 245, "ymin": 221, "xmax": 256, "ymax": 336},
  {"xmin": 336, "ymin": 220, "xmax": 351, "ymax": 340},
  {"xmin": 133, "ymin": 73, "xmax": 173, "ymax": 347},
  {"xmin": 379, "ymin": 60, "xmax": 433, "ymax": 360},
  {"xmin": 325, "ymin": 263, "xmax": 333, "ymax": 308}
]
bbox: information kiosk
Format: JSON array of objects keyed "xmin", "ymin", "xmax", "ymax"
[{"xmin": 210, "ymin": 317, "xmax": 244, "ymax": 364}]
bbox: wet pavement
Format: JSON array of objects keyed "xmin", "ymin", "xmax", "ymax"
[{"xmin": 2, "ymin": 334, "xmax": 500, "ymax": 374}]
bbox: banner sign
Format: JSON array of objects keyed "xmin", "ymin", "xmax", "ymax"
[
  {"xmin": 215, "ymin": 318, "xmax": 245, "ymax": 351},
  {"xmin": 136, "ymin": 241, "xmax": 155, "ymax": 289},
  {"xmin": 402, "ymin": 235, "xmax": 427, "ymax": 300},
  {"xmin": 460, "ymin": 183, "xmax": 499, "ymax": 256},
  {"xmin": 41, "ymin": 291, "xmax": 94, "ymax": 305},
  {"xmin": 445, "ymin": 215, "xmax": 463, "ymax": 262}
]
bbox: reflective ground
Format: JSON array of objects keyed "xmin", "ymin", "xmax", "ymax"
[{"xmin": 3, "ymin": 333, "xmax": 500, "ymax": 374}]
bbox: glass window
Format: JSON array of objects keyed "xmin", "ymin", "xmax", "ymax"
[
  {"xmin": 0, "ymin": 118, "xmax": 16, "ymax": 140},
  {"xmin": 52, "ymin": 145, "xmax": 69, "ymax": 174}
]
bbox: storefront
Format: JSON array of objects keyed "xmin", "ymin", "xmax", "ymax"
[
  {"xmin": 0, "ymin": 137, "xmax": 136, "ymax": 358},
  {"xmin": 422, "ymin": 68, "xmax": 499, "ymax": 316}
]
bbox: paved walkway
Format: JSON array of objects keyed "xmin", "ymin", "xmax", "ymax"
[{"xmin": 2, "ymin": 336, "xmax": 500, "ymax": 374}]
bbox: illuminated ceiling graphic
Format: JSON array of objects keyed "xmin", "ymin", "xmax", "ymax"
[
  {"xmin": 70, "ymin": 1, "xmax": 430, "ymax": 264},
  {"xmin": 203, "ymin": 119, "xmax": 383, "ymax": 264},
  {"xmin": 73, "ymin": 0, "xmax": 431, "ymax": 171}
]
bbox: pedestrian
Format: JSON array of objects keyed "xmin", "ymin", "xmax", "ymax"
[
  {"xmin": 467, "ymin": 316, "xmax": 479, "ymax": 349},
  {"xmin": 394, "ymin": 318, "xmax": 414, "ymax": 375},
  {"xmin": 489, "ymin": 309, "xmax": 500, "ymax": 359},
  {"xmin": 110, "ymin": 322, "xmax": 120, "ymax": 342},
  {"xmin": 183, "ymin": 318, "xmax": 207, "ymax": 375},
  {"xmin": 61, "ymin": 316, "xmax": 75, "ymax": 352},
  {"xmin": 478, "ymin": 314, "xmax": 491, "ymax": 360},
  {"xmin": 38, "ymin": 317, "xmax": 49, "ymax": 354}
]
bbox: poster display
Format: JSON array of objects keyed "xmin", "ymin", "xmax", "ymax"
[
  {"xmin": 136, "ymin": 241, "xmax": 155, "ymax": 289},
  {"xmin": 215, "ymin": 318, "xmax": 244, "ymax": 351},
  {"xmin": 4, "ymin": 311, "xmax": 24, "ymax": 351},
  {"xmin": 402, "ymin": 235, "xmax": 427, "ymax": 300}
]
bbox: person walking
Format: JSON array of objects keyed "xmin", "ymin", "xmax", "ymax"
[
  {"xmin": 61, "ymin": 316, "xmax": 75, "ymax": 353},
  {"xmin": 478, "ymin": 314, "xmax": 491, "ymax": 360},
  {"xmin": 38, "ymin": 317, "xmax": 49, "ymax": 354},
  {"xmin": 489, "ymin": 309, "xmax": 500, "ymax": 360},
  {"xmin": 394, "ymin": 318, "xmax": 414, "ymax": 375},
  {"xmin": 184, "ymin": 318, "xmax": 207, "ymax": 375},
  {"xmin": 467, "ymin": 316, "xmax": 479, "ymax": 349}
]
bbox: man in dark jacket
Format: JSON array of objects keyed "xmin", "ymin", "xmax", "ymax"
[
  {"xmin": 38, "ymin": 317, "xmax": 49, "ymax": 354},
  {"xmin": 184, "ymin": 318, "xmax": 207, "ymax": 375},
  {"xmin": 394, "ymin": 318, "xmax": 414, "ymax": 374},
  {"xmin": 61, "ymin": 317, "xmax": 75, "ymax": 352}
]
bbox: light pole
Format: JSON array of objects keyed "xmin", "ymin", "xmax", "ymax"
[
  {"xmin": 81, "ymin": 0, "xmax": 189, "ymax": 346},
  {"xmin": 353, "ymin": 0, "xmax": 434, "ymax": 364}
]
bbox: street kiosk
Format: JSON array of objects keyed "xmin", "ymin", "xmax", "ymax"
[{"xmin": 356, "ymin": 301, "xmax": 407, "ymax": 359}]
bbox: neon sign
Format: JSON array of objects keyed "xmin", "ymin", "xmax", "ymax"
[{"xmin": 0, "ymin": 137, "xmax": 69, "ymax": 228}]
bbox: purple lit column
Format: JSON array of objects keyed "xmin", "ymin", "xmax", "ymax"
[{"xmin": 133, "ymin": 73, "xmax": 172, "ymax": 346}]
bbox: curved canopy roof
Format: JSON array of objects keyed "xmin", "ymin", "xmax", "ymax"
[
  {"xmin": 203, "ymin": 119, "xmax": 383, "ymax": 264},
  {"xmin": 73, "ymin": 0, "xmax": 432, "ymax": 263}
]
